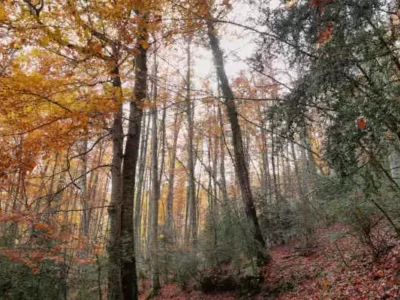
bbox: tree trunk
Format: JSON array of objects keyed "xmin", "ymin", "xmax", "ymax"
[
  {"xmin": 260, "ymin": 115, "xmax": 272, "ymax": 203},
  {"xmin": 185, "ymin": 37, "xmax": 197, "ymax": 245},
  {"xmin": 212, "ymin": 110, "xmax": 219, "ymax": 216},
  {"xmin": 166, "ymin": 112, "xmax": 181, "ymax": 240},
  {"xmin": 298, "ymin": 128, "xmax": 314, "ymax": 246},
  {"xmin": 285, "ymin": 144, "xmax": 293, "ymax": 200},
  {"xmin": 120, "ymin": 32, "xmax": 148, "ymax": 299},
  {"xmin": 218, "ymin": 105, "xmax": 229, "ymax": 206},
  {"xmin": 149, "ymin": 51, "xmax": 161, "ymax": 295},
  {"xmin": 80, "ymin": 139, "xmax": 90, "ymax": 244},
  {"xmin": 107, "ymin": 66, "xmax": 124, "ymax": 300},
  {"xmin": 159, "ymin": 101, "xmax": 167, "ymax": 186},
  {"xmin": 270, "ymin": 123, "xmax": 281, "ymax": 203},
  {"xmin": 135, "ymin": 113, "xmax": 150, "ymax": 255},
  {"xmin": 206, "ymin": 17, "xmax": 269, "ymax": 265}
]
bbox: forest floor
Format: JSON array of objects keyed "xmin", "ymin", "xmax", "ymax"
[{"xmin": 141, "ymin": 224, "xmax": 400, "ymax": 299}]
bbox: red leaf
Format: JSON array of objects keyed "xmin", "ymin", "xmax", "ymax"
[
  {"xmin": 317, "ymin": 23, "xmax": 333, "ymax": 44},
  {"xmin": 357, "ymin": 118, "xmax": 366, "ymax": 130}
]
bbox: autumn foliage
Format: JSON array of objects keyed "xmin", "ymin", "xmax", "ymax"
[{"xmin": 1, "ymin": 0, "xmax": 400, "ymax": 299}]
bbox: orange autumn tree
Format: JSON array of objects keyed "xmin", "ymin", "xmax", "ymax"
[
  {"xmin": 0, "ymin": 1, "xmax": 120, "ymax": 279},
  {"xmin": 0, "ymin": 1, "xmax": 167, "ymax": 299}
]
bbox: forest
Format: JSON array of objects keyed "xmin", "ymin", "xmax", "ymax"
[{"xmin": 1, "ymin": 0, "xmax": 400, "ymax": 299}]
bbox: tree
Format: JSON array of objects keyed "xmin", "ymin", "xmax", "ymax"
[
  {"xmin": 263, "ymin": 0, "xmax": 400, "ymax": 236},
  {"xmin": 148, "ymin": 50, "xmax": 161, "ymax": 296},
  {"xmin": 185, "ymin": 36, "xmax": 198, "ymax": 245},
  {"xmin": 204, "ymin": 4, "xmax": 270, "ymax": 265},
  {"xmin": 165, "ymin": 109, "xmax": 183, "ymax": 241}
]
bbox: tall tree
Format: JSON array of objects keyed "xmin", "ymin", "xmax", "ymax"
[
  {"xmin": 205, "ymin": 8, "xmax": 269, "ymax": 265},
  {"xmin": 185, "ymin": 37, "xmax": 198, "ymax": 245},
  {"xmin": 149, "ymin": 51, "xmax": 161, "ymax": 296},
  {"xmin": 165, "ymin": 110, "xmax": 182, "ymax": 240},
  {"xmin": 108, "ymin": 63, "xmax": 124, "ymax": 300},
  {"xmin": 120, "ymin": 23, "xmax": 148, "ymax": 300}
]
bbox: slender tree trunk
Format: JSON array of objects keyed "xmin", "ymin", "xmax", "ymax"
[
  {"xmin": 149, "ymin": 51, "xmax": 161, "ymax": 295},
  {"xmin": 88, "ymin": 144, "xmax": 104, "ymax": 241},
  {"xmin": 185, "ymin": 37, "xmax": 197, "ymax": 245},
  {"xmin": 206, "ymin": 16, "xmax": 269, "ymax": 265},
  {"xmin": 218, "ymin": 105, "xmax": 229, "ymax": 206},
  {"xmin": 166, "ymin": 112, "xmax": 181, "ymax": 239},
  {"xmin": 88, "ymin": 141, "xmax": 105, "ymax": 238},
  {"xmin": 135, "ymin": 113, "xmax": 150, "ymax": 255},
  {"xmin": 207, "ymin": 132, "xmax": 214, "ymax": 211},
  {"xmin": 260, "ymin": 114, "xmax": 272, "ymax": 203},
  {"xmin": 107, "ymin": 65, "xmax": 124, "ymax": 300},
  {"xmin": 276, "ymin": 154, "xmax": 281, "ymax": 200},
  {"xmin": 270, "ymin": 124, "xmax": 280, "ymax": 203},
  {"xmin": 285, "ymin": 144, "xmax": 293, "ymax": 200},
  {"xmin": 291, "ymin": 141, "xmax": 302, "ymax": 199},
  {"xmin": 212, "ymin": 111, "xmax": 219, "ymax": 216},
  {"xmin": 142, "ymin": 169, "xmax": 151, "ymax": 255},
  {"xmin": 159, "ymin": 102, "xmax": 167, "ymax": 186},
  {"xmin": 297, "ymin": 131, "xmax": 314, "ymax": 246},
  {"xmin": 94, "ymin": 176, "xmax": 109, "ymax": 242},
  {"xmin": 80, "ymin": 139, "xmax": 90, "ymax": 244}
]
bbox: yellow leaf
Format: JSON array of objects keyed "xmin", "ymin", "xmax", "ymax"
[
  {"xmin": 0, "ymin": 7, "xmax": 7, "ymax": 21},
  {"xmin": 139, "ymin": 40, "xmax": 149, "ymax": 49}
]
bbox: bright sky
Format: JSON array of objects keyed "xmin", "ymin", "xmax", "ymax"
[
  {"xmin": 193, "ymin": 1, "xmax": 258, "ymax": 86},
  {"xmin": 191, "ymin": 0, "xmax": 291, "ymax": 95}
]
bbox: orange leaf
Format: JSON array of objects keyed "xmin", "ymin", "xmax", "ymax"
[{"xmin": 34, "ymin": 222, "xmax": 53, "ymax": 231}]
